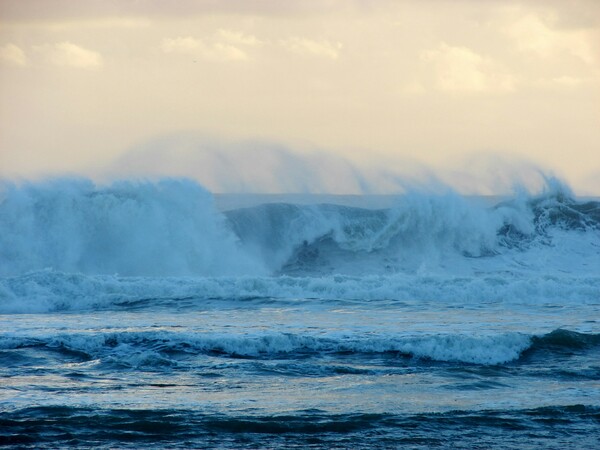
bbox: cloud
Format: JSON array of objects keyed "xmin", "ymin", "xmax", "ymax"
[
  {"xmin": 505, "ymin": 12, "xmax": 597, "ymax": 65},
  {"xmin": 216, "ymin": 29, "xmax": 262, "ymax": 47},
  {"xmin": 34, "ymin": 41, "xmax": 103, "ymax": 68},
  {"xmin": 160, "ymin": 36, "xmax": 249, "ymax": 62},
  {"xmin": 532, "ymin": 75, "xmax": 596, "ymax": 90},
  {"xmin": 421, "ymin": 43, "xmax": 516, "ymax": 93},
  {"xmin": 280, "ymin": 37, "xmax": 342, "ymax": 59},
  {"xmin": 161, "ymin": 32, "xmax": 342, "ymax": 62},
  {"xmin": 0, "ymin": 43, "xmax": 28, "ymax": 67},
  {"xmin": 549, "ymin": 75, "xmax": 585, "ymax": 86},
  {"xmin": 160, "ymin": 36, "xmax": 200, "ymax": 53},
  {"xmin": 544, "ymin": 75, "xmax": 587, "ymax": 88}
]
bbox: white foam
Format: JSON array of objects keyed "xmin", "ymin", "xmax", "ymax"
[{"xmin": 1, "ymin": 270, "xmax": 598, "ymax": 314}]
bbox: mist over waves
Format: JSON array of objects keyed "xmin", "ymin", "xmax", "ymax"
[{"xmin": 101, "ymin": 133, "xmax": 580, "ymax": 195}]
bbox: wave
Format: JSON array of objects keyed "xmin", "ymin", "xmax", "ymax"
[
  {"xmin": 2, "ymin": 328, "xmax": 597, "ymax": 366},
  {"xmin": 1, "ymin": 270, "xmax": 599, "ymax": 313},
  {"xmin": 0, "ymin": 330, "xmax": 530, "ymax": 365},
  {"xmin": 226, "ymin": 185, "xmax": 600, "ymax": 275},
  {"xmin": 0, "ymin": 177, "xmax": 598, "ymax": 278},
  {"xmin": 529, "ymin": 329, "xmax": 600, "ymax": 352},
  {"xmin": 0, "ymin": 178, "xmax": 263, "ymax": 277}
]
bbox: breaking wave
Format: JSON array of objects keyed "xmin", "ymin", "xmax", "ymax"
[
  {"xmin": 1, "ymin": 328, "xmax": 597, "ymax": 366},
  {"xmin": 1, "ymin": 270, "xmax": 599, "ymax": 314},
  {"xmin": 226, "ymin": 182, "xmax": 600, "ymax": 275},
  {"xmin": 0, "ymin": 178, "xmax": 262, "ymax": 277},
  {"xmin": 0, "ymin": 176, "xmax": 598, "ymax": 278}
]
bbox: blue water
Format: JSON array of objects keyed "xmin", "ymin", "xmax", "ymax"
[{"xmin": 1, "ymin": 178, "xmax": 599, "ymax": 448}]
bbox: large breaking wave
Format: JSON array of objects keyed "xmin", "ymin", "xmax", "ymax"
[
  {"xmin": 0, "ymin": 177, "xmax": 598, "ymax": 278},
  {"xmin": 0, "ymin": 178, "xmax": 263, "ymax": 277},
  {"xmin": 225, "ymin": 178, "xmax": 600, "ymax": 275}
]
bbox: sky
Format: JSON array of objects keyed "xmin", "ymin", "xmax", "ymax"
[{"xmin": 0, "ymin": 0, "xmax": 599, "ymax": 194}]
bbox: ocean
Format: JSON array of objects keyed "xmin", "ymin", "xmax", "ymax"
[{"xmin": 0, "ymin": 178, "xmax": 599, "ymax": 448}]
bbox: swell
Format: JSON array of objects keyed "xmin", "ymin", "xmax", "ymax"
[
  {"xmin": 2, "ymin": 329, "xmax": 598, "ymax": 366},
  {"xmin": 528, "ymin": 329, "xmax": 600, "ymax": 352}
]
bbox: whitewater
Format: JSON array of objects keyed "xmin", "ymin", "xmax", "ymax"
[{"xmin": 1, "ymin": 177, "xmax": 599, "ymax": 448}]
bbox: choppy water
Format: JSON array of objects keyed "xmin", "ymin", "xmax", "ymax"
[{"xmin": 1, "ymin": 178, "xmax": 599, "ymax": 448}]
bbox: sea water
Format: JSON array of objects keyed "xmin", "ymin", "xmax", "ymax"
[{"xmin": 0, "ymin": 178, "xmax": 599, "ymax": 448}]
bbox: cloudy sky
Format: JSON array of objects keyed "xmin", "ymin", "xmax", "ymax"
[{"xmin": 1, "ymin": 0, "xmax": 599, "ymax": 193}]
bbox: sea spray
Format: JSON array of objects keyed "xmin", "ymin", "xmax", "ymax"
[{"xmin": 0, "ymin": 178, "xmax": 263, "ymax": 277}]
